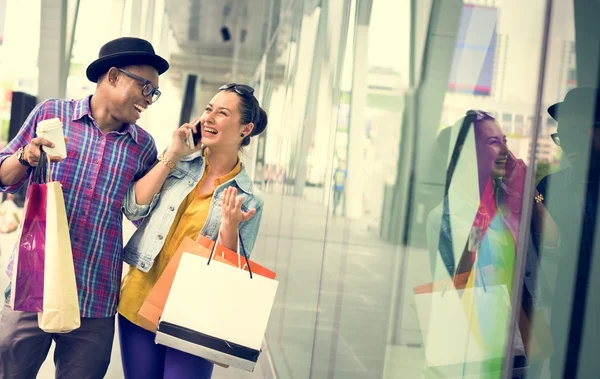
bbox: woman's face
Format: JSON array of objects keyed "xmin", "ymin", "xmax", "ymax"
[
  {"xmin": 475, "ymin": 119, "xmax": 509, "ymax": 179},
  {"xmin": 199, "ymin": 91, "xmax": 252, "ymax": 150}
]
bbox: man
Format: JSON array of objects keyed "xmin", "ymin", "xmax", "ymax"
[
  {"xmin": 535, "ymin": 87, "xmax": 600, "ymax": 378},
  {"xmin": 332, "ymin": 161, "xmax": 347, "ymax": 217},
  {"xmin": 0, "ymin": 37, "xmax": 169, "ymax": 378}
]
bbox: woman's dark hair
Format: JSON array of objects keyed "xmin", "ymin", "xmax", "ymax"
[
  {"xmin": 443, "ymin": 110, "xmax": 496, "ymax": 196},
  {"xmin": 437, "ymin": 109, "xmax": 496, "ymax": 277},
  {"xmin": 221, "ymin": 88, "xmax": 268, "ymax": 147}
]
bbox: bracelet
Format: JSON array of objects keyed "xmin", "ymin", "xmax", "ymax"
[
  {"xmin": 157, "ymin": 154, "xmax": 176, "ymax": 170},
  {"xmin": 534, "ymin": 193, "xmax": 544, "ymax": 203},
  {"xmin": 16, "ymin": 146, "xmax": 32, "ymax": 167}
]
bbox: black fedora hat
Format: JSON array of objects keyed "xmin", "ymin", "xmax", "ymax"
[
  {"xmin": 548, "ymin": 87, "xmax": 600, "ymax": 122},
  {"xmin": 86, "ymin": 37, "xmax": 169, "ymax": 83}
]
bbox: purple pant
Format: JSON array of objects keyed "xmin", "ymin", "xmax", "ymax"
[{"xmin": 118, "ymin": 314, "xmax": 214, "ymax": 379}]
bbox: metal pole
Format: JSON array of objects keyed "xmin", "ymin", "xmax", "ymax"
[{"xmin": 501, "ymin": 0, "xmax": 553, "ymax": 377}]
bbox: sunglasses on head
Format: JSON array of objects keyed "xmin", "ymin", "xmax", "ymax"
[
  {"xmin": 466, "ymin": 109, "xmax": 494, "ymax": 121},
  {"xmin": 219, "ymin": 83, "xmax": 255, "ymax": 96}
]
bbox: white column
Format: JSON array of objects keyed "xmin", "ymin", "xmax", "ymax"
[
  {"xmin": 108, "ymin": 0, "xmax": 127, "ymax": 39},
  {"xmin": 345, "ymin": 24, "xmax": 369, "ymax": 219},
  {"xmin": 0, "ymin": 0, "xmax": 41, "ymax": 90},
  {"xmin": 143, "ymin": 0, "xmax": 156, "ymax": 42},
  {"xmin": 158, "ymin": 13, "xmax": 170, "ymax": 56},
  {"xmin": 129, "ymin": 0, "xmax": 142, "ymax": 37},
  {"xmin": 38, "ymin": 0, "xmax": 67, "ymax": 100}
]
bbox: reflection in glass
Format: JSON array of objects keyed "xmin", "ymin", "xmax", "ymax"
[
  {"xmin": 422, "ymin": 110, "xmax": 530, "ymax": 377},
  {"xmin": 532, "ymin": 87, "xmax": 600, "ymax": 378}
]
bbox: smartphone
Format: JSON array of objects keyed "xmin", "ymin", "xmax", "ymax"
[{"xmin": 187, "ymin": 119, "xmax": 202, "ymax": 149}]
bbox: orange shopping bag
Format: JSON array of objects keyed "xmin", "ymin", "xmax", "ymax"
[
  {"xmin": 209, "ymin": 236, "xmax": 276, "ymax": 280},
  {"xmin": 413, "ymin": 271, "xmax": 471, "ymax": 295},
  {"xmin": 138, "ymin": 235, "xmax": 276, "ymax": 333}
]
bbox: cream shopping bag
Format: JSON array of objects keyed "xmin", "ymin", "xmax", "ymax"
[
  {"xmin": 414, "ymin": 283, "xmax": 524, "ymax": 376},
  {"xmin": 37, "ymin": 179, "xmax": 80, "ymax": 333},
  {"xmin": 156, "ymin": 250, "xmax": 278, "ymax": 371}
]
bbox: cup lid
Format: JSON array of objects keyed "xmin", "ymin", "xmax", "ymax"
[{"xmin": 37, "ymin": 118, "xmax": 63, "ymax": 130}]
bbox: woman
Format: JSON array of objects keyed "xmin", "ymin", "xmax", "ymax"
[
  {"xmin": 117, "ymin": 83, "xmax": 268, "ymax": 378},
  {"xmin": 427, "ymin": 111, "xmax": 518, "ymax": 281},
  {"xmin": 425, "ymin": 110, "xmax": 557, "ymax": 376}
]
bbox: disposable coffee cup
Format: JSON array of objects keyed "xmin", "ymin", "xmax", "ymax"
[{"xmin": 36, "ymin": 118, "xmax": 67, "ymax": 158}]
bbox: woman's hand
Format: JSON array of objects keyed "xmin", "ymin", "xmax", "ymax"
[
  {"xmin": 219, "ymin": 187, "xmax": 256, "ymax": 252},
  {"xmin": 221, "ymin": 187, "xmax": 256, "ymax": 227},
  {"xmin": 165, "ymin": 118, "xmax": 202, "ymax": 160},
  {"xmin": 503, "ymin": 150, "xmax": 527, "ymax": 194}
]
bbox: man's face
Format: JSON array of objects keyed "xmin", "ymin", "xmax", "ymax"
[
  {"xmin": 107, "ymin": 65, "xmax": 159, "ymax": 124},
  {"xmin": 556, "ymin": 115, "xmax": 600, "ymax": 171}
]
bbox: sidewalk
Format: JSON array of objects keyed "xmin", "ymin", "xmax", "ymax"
[
  {"xmin": 0, "ymin": 224, "xmax": 269, "ymax": 378},
  {"xmin": 1, "ymin": 187, "xmax": 435, "ymax": 378}
]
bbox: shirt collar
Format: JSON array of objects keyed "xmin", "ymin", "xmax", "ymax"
[
  {"xmin": 72, "ymin": 96, "xmax": 91, "ymax": 121},
  {"xmin": 72, "ymin": 95, "xmax": 140, "ymax": 144}
]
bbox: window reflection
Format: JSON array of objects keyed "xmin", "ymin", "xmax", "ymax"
[
  {"xmin": 530, "ymin": 87, "xmax": 600, "ymax": 378},
  {"xmin": 421, "ymin": 110, "xmax": 528, "ymax": 376}
]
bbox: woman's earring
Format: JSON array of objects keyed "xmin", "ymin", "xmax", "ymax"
[{"xmin": 241, "ymin": 133, "xmax": 245, "ymax": 137}]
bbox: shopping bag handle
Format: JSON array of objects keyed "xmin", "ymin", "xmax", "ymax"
[
  {"xmin": 31, "ymin": 149, "xmax": 50, "ymax": 184},
  {"xmin": 206, "ymin": 229, "xmax": 254, "ymax": 279}
]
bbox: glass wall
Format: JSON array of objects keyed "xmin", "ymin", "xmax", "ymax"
[{"xmin": 251, "ymin": 0, "xmax": 600, "ymax": 378}]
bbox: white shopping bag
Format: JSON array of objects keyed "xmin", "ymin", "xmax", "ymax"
[
  {"xmin": 156, "ymin": 252, "xmax": 278, "ymax": 371},
  {"xmin": 37, "ymin": 181, "xmax": 80, "ymax": 333},
  {"xmin": 414, "ymin": 284, "xmax": 523, "ymax": 376}
]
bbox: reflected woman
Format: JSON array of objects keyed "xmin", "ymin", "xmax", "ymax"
[{"xmin": 425, "ymin": 110, "xmax": 542, "ymax": 374}]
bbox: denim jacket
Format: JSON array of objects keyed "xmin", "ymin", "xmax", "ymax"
[{"xmin": 123, "ymin": 149, "xmax": 264, "ymax": 273}]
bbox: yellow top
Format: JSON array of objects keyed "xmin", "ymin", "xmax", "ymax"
[{"xmin": 117, "ymin": 154, "xmax": 242, "ymax": 326}]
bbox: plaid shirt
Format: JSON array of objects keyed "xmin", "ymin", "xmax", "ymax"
[{"xmin": 0, "ymin": 96, "xmax": 157, "ymax": 318}]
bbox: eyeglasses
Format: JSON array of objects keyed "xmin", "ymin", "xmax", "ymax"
[
  {"xmin": 551, "ymin": 126, "xmax": 593, "ymax": 146},
  {"xmin": 219, "ymin": 83, "xmax": 255, "ymax": 96},
  {"xmin": 118, "ymin": 69, "xmax": 161, "ymax": 102}
]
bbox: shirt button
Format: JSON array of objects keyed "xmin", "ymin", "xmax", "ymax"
[
  {"xmin": 169, "ymin": 206, "xmax": 175, "ymax": 211},
  {"xmin": 158, "ymin": 235, "xmax": 164, "ymax": 240},
  {"xmin": 188, "ymin": 180, "xmax": 193, "ymax": 186},
  {"xmin": 140, "ymin": 262, "xmax": 147, "ymax": 269},
  {"xmin": 81, "ymin": 211, "xmax": 86, "ymax": 216},
  {"xmin": 74, "ymin": 237, "xmax": 79, "ymax": 243}
]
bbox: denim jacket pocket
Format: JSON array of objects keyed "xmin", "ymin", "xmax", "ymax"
[{"xmin": 163, "ymin": 168, "xmax": 187, "ymax": 190}]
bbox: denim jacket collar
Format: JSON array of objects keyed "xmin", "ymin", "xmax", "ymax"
[
  {"xmin": 180, "ymin": 149, "xmax": 204, "ymax": 162},
  {"xmin": 232, "ymin": 168, "xmax": 253, "ymax": 194}
]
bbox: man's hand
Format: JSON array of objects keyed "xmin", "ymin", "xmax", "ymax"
[{"xmin": 24, "ymin": 137, "xmax": 69, "ymax": 166}]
